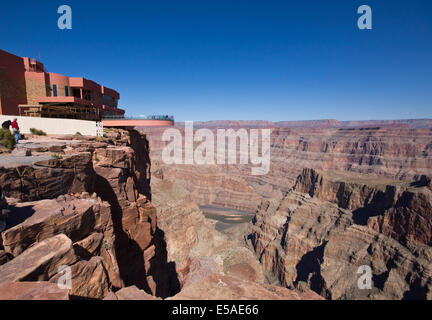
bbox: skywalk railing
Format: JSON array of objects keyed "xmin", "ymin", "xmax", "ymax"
[{"xmin": 102, "ymin": 115, "xmax": 175, "ymax": 121}]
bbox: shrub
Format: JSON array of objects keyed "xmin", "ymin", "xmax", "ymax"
[
  {"xmin": 52, "ymin": 153, "xmax": 63, "ymax": 160},
  {"xmin": 94, "ymin": 136, "xmax": 106, "ymax": 142},
  {"xmin": 30, "ymin": 128, "xmax": 47, "ymax": 136},
  {"xmin": 75, "ymin": 132, "xmax": 82, "ymax": 136},
  {"xmin": 0, "ymin": 129, "xmax": 16, "ymax": 150}
]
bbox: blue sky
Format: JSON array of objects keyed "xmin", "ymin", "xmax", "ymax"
[{"xmin": 1, "ymin": 0, "xmax": 431, "ymax": 121}]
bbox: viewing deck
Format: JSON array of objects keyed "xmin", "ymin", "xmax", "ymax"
[{"xmin": 101, "ymin": 115, "xmax": 175, "ymax": 127}]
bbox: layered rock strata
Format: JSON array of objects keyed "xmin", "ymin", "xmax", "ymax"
[
  {"xmin": 248, "ymin": 168, "xmax": 432, "ymax": 299},
  {"xmin": 0, "ymin": 129, "xmax": 318, "ymax": 300},
  {"xmin": 140, "ymin": 127, "xmax": 432, "ymax": 211}
]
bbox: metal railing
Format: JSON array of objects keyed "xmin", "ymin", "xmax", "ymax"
[{"xmin": 102, "ymin": 115, "xmax": 175, "ymax": 121}]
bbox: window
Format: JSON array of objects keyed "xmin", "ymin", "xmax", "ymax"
[
  {"xmin": 52, "ymin": 84, "xmax": 58, "ymax": 97},
  {"xmin": 65, "ymin": 86, "xmax": 69, "ymax": 97},
  {"xmin": 103, "ymin": 94, "xmax": 113, "ymax": 104},
  {"xmin": 84, "ymin": 90, "xmax": 92, "ymax": 101}
]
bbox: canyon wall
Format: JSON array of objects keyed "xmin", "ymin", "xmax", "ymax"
[
  {"xmin": 0, "ymin": 129, "xmax": 178, "ymax": 298},
  {"xmin": 248, "ymin": 168, "xmax": 432, "ymax": 299},
  {"xmin": 140, "ymin": 126, "xmax": 432, "ymax": 211},
  {"xmin": 141, "ymin": 124, "xmax": 432, "ymax": 299}
]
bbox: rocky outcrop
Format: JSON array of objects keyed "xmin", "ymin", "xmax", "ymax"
[
  {"xmin": 49, "ymin": 256, "xmax": 110, "ymax": 299},
  {"xmin": 294, "ymin": 168, "xmax": 432, "ymax": 246},
  {"xmin": 1, "ymin": 195, "xmax": 111, "ymax": 256},
  {"xmin": 0, "ymin": 129, "xmax": 178, "ymax": 299},
  {"xmin": 248, "ymin": 168, "xmax": 432, "ymax": 300},
  {"xmin": 0, "ymin": 234, "xmax": 77, "ymax": 284},
  {"xmin": 0, "ymin": 153, "xmax": 95, "ymax": 201}
]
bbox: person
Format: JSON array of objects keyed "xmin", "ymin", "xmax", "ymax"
[
  {"xmin": 10, "ymin": 118, "xmax": 20, "ymax": 143},
  {"xmin": 1, "ymin": 120, "xmax": 11, "ymax": 130}
]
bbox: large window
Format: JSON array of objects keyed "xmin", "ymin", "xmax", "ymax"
[
  {"xmin": 52, "ymin": 84, "xmax": 58, "ymax": 97},
  {"xmin": 83, "ymin": 90, "xmax": 92, "ymax": 101},
  {"xmin": 103, "ymin": 94, "xmax": 113, "ymax": 106}
]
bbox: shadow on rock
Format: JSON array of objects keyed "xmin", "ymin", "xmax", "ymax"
[
  {"xmin": 6, "ymin": 205, "xmax": 35, "ymax": 229},
  {"xmin": 94, "ymin": 173, "xmax": 180, "ymax": 298}
]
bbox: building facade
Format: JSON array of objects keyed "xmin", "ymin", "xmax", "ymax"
[{"xmin": 0, "ymin": 49, "xmax": 124, "ymax": 121}]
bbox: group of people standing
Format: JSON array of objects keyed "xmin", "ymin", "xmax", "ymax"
[{"xmin": 1, "ymin": 118, "xmax": 20, "ymax": 143}]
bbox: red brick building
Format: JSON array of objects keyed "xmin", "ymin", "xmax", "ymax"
[{"xmin": 0, "ymin": 49, "xmax": 125, "ymax": 120}]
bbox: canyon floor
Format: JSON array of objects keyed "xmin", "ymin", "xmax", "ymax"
[{"xmin": 0, "ymin": 123, "xmax": 431, "ymax": 300}]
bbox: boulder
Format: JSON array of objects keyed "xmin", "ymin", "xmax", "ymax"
[
  {"xmin": 73, "ymin": 232, "xmax": 103, "ymax": 260},
  {"xmin": 93, "ymin": 147, "xmax": 134, "ymax": 169},
  {"xmin": 49, "ymin": 256, "xmax": 110, "ymax": 299},
  {"xmin": 0, "ymin": 234, "xmax": 77, "ymax": 284},
  {"xmin": 1, "ymin": 197, "xmax": 106, "ymax": 256},
  {"xmin": 0, "ymin": 153, "xmax": 94, "ymax": 201}
]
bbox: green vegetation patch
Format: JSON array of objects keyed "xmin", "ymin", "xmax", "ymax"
[
  {"xmin": 0, "ymin": 128, "xmax": 16, "ymax": 150},
  {"xmin": 30, "ymin": 128, "xmax": 47, "ymax": 136}
]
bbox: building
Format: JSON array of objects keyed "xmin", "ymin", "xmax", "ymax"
[{"xmin": 0, "ymin": 49, "xmax": 125, "ymax": 121}]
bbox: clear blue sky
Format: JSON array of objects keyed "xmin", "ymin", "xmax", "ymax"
[{"xmin": 1, "ymin": 0, "xmax": 431, "ymax": 121}]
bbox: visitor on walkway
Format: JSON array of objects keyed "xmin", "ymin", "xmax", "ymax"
[{"xmin": 11, "ymin": 118, "xmax": 20, "ymax": 143}]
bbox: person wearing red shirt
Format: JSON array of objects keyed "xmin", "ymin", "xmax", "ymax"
[{"xmin": 11, "ymin": 118, "xmax": 20, "ymax": 143}]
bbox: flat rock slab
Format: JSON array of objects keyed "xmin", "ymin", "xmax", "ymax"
[
  {"xmin": 0, "ymin": 154, "xmax": 53, "ymax": 168},
  {"xmin": 2, "ymin": 197, "xmax": 100, "ymax": 255},
  {"xmin": 50, "ymin": 256, "xmax": 109, "ymax": 300},
  {"xmin": 0, "ymin": 281, "xmax": 69, "ymax": 300},
  {"xmin": 0, "ymin": 234, "xmax": 77, "ymax": 284}
]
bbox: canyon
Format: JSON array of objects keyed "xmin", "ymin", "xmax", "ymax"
[
  {"xmin": 0, "ymin": 128, "xmax": 321, "ymax": 300},
  {"xmin": 140, "ymin": 121, "xmax": 432, "ymax": 299},
  {"xmin": 140, "ymin": 125, "xmax": 432, "ymax": 211},
  {"xmin": 0, "ymin": 119, "xmax": 431, "ymax": 300}
]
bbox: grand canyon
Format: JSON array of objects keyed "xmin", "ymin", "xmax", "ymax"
[{"xmin": 1, "ymin": 120, "xmax": 431, "ymax": 300}]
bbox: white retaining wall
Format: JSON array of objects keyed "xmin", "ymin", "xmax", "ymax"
[{"xmin": 0, "ymin": 115, "xmax": 102, "ymax": 136}]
